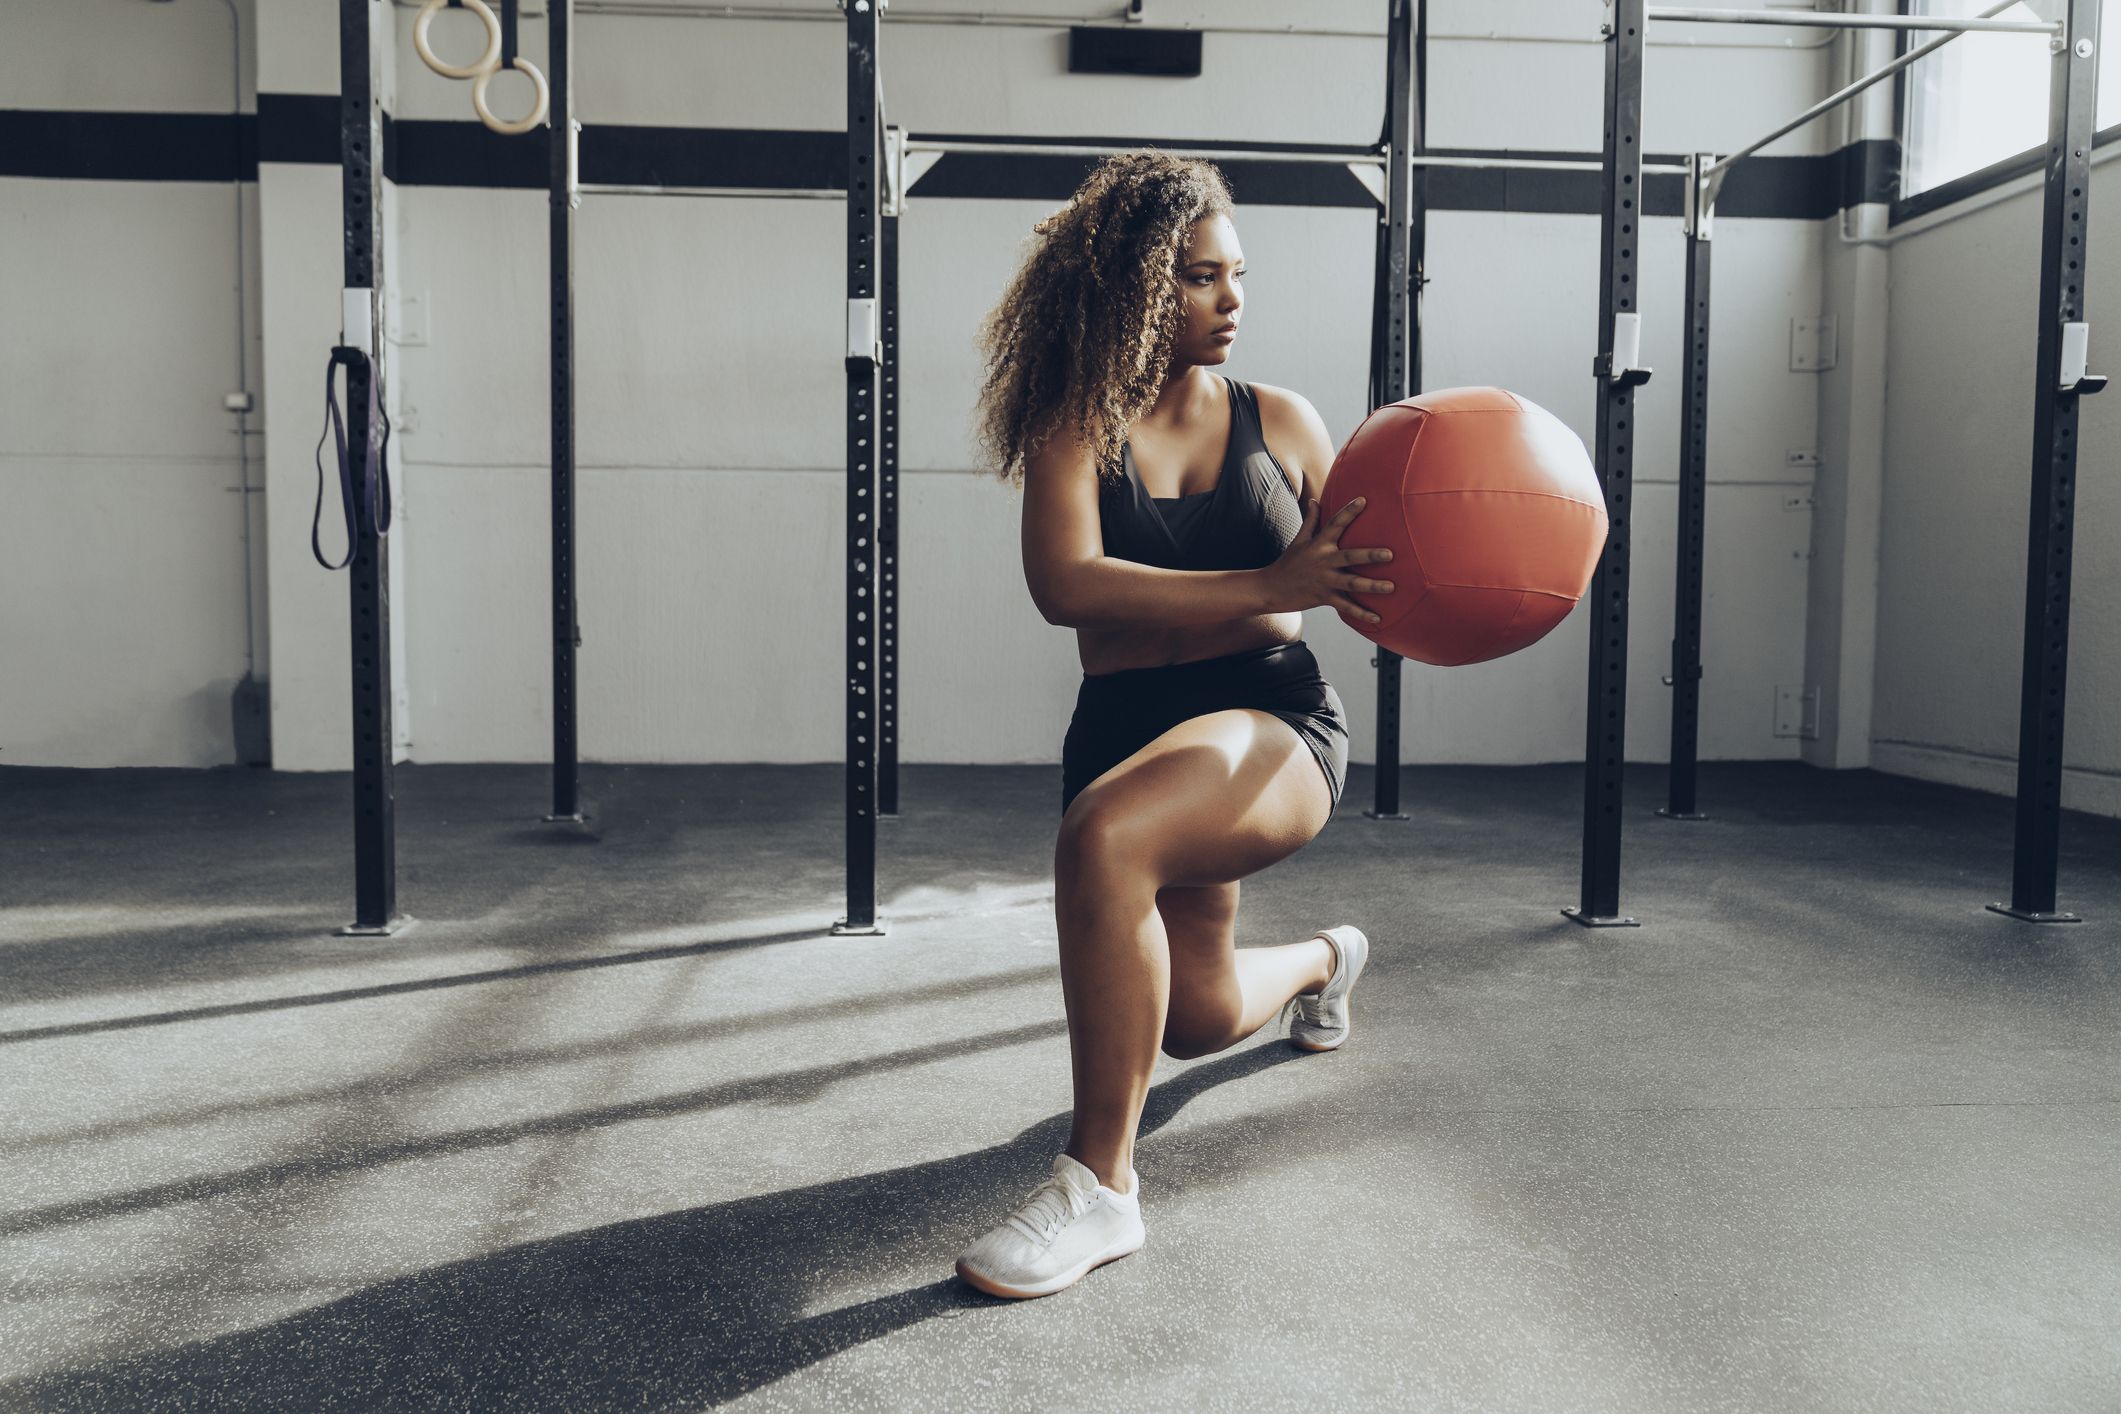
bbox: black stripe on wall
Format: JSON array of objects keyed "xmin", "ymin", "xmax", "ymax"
[
  {"xmin": 255, "ymin": 93, "xmax": 350, "ymax": 170},
  {"xmin": 1415, "ymin": 144, "xmax": 1897, "ymax": 221},
  {"xmin": 1843, "ymin": 139, "xmax": 1901, "ymax": 210},
  {"xmin": 909, "ymin": 152, "xmax": 1376, "ymax": 208},
  {"xmin": 0, "ymin": 110, "xmax": 256, "ymax": 182},
  {"xmin": 1, "ymin": 103, "xmax": 1898, "ymax": 222},
  {"xmin": 253, "ymin": 99, "xmax": 850, "ymax": 192},
  {"xmin": 582, "ymin": 125, "xmax": 845, "ymax": 190}
]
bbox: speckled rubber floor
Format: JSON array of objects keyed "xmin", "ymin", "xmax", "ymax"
[{"xmin": 2, "ymin": 761, "xmax": 2115, "ymax": 1411}]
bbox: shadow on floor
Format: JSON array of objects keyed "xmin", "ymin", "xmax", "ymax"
[{"xmin": 5, "ymin": 1040, "xmax": 1305, "ymax": 1411}]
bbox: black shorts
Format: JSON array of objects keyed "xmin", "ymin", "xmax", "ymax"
[{"xmin": 1060, "ymin": 640, "xmax": 1351, "ymax": 817}]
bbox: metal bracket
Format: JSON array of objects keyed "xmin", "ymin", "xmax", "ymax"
[
  {"xmin": 887, "ymin": 131, "xmax": 943, "ymax": 212},
  {"xmin": 883, "ymin": 125, "xmax": 904, "ymax": 215},
  {"xmin": 1348, "ymin": 160, "xmax": 1387, "ymax": 209},
  {"xmin": 1987, "ymin": 902, "xmax": 2084, "ymax": 923},
  {"xmin": 1684, "ymin": 152, "xmax": 1719, "ymax": 240},
  {"xmin": 1790, "ymin": 315, "xmax": 1838, "ymax": 372},
  {"xmin": 1597, "ymin": 311, "xmax": 1652, "ymax": 387},
  {"xmin": 341, "ymin": 287, "xmax": 378, "ymax": 357},
  {"xmin": 568, "ymin": 118, "xmax": 581, "ymax": 208},
  {"xmin": 2060, "ymin": 321, "xmax": 2108, "ymax": 394},
  {"xmin": 336, "ymin": 915, "xmax": 416, "ymax": 938},
  {"xmin": 1562, "ymin": 906, "xmax": 1639, "ymax": 928},
  {"xmin": 846, "ymin": 297, "xmax": 881, "ymax": 365}
]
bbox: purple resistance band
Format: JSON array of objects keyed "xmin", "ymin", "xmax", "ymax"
[{"xmin": 311, "ymin": 346, "xmax": 395, "ymax": 571}]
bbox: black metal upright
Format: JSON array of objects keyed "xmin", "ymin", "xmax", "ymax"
[
  {"xmin": 1661, "ymin": 152, "xmax": 1713, "ymax": 823},
  {"xmin": 1366, "ymin": 0, "xmax": 1420, "ymax": 823},
  {"xmin": 1410, "ymin": 0, "xmax": 1426, "ymax": 401},
  {"xmin": 338, "ymin": 0, "xmax": 404, "ymax": 936},
  {"xmin": 548, "ymin": 0, "xmax": 584, "ymax": 825},
  {"xmin": 835, "ymin": 0, "xmax": 885, "ymax": 935},
  {"xmin": 879, "ymin": 196, "xmax": 901, "ymax": 819},
  {"xmin": 1991, "ymin": 0, "xmax": 2103, "ymax": 924},
  {"xmin": 1566, "ymin": 0, "xmax": 1648, "ymax": 928}
]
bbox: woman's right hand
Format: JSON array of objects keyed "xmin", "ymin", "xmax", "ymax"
[{"xmin": 1261, "ymin": 496, "xmax": 1396, "ymax": 623}]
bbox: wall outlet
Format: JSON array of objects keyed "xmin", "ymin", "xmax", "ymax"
[
  {"xmin": 1790, "ymin": 315, "xmax": 1838, "ymax": 372},
  {"xmin": 1783, "ymin": 493, "xmax": 1816, "ymax": 512},
  {"xmin": 1774, "ymin": 684, "xmax": 1822, "ymax": 739},
  {"xmin": 1785, "ymin": 448, "xmax": 1820, "ymax": 469}
]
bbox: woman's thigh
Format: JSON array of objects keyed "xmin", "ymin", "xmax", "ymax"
[{"xmin": 1057, "ymin": 707, "xmax": 1333, "ymax": 889}]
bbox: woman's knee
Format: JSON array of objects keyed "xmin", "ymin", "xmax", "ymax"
[
  {"xmin": 1159, "ymin": 1013, "xmax": 1238, "ymax": 1060},
  {"xmin": 1159, "ymin": 1033, "xmax": 1211, "ymax": 1061},
  {"xmin": 1055, "ymin": 788, "xmax": 1156, "ymax": 882},
  {"xmin": 1159, "ymin": 954, "xmax": 1243, "ymax": 1061}
]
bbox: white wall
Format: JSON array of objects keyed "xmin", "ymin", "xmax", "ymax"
[
  {"xmin": 5, "ymin": 0, "xmax": 1846, "ymax": 773},
  {"xmin": 0, "ymin": 0, "xmax": 264, "ymax": 768},
  {"xmin": 1869, "ymin": 176, "xmax": 2121, "ymax": 817},
  {"xmin": 386, "ymin": 0, "xmax": 1832, "ymax": 768}
]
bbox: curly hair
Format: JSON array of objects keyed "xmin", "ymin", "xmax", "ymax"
[{"xmin": 972, "ymin": 150, "xmax": 1235, "ymax": 488}]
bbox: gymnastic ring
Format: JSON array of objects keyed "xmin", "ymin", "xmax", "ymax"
[
  {"xmin": 472, "ymin": 56, "xmax": 551, "ymax": 136},
  {"xmin": 414, "ymin": 0, "xmax": 502, "ymax": 81}
]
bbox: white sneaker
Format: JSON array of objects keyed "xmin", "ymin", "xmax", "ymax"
[
  {"xmin": 954, "ymin": 1153, "xmax": 1146, "ymax": 1300},
  {"xmin": 1282, "ymin": 924, "xmax": 1369, "ymax": 1052}
]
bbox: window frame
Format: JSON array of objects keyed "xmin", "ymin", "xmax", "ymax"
[{"xmin": 1889, "ymin": 0, "xmax": 2121, "ymax": 225}]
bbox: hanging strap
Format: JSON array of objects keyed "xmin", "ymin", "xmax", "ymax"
[{"xmin": 311, "ymin": 346, "xmax": 395, "ymax": 571}]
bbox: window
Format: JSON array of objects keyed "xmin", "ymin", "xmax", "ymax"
[{"xmin": 1901, "ymin": 0, "xmax": 2121, "ymax": 199}]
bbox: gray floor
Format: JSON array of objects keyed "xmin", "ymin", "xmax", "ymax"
[{"xmin": 1, "ymin": 759, "xmax": 2115, "ymax": 1412}]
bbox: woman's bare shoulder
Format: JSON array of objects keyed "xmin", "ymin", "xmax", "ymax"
[{"xmin": 1247, "ymin": 382, "xmax": 1337, "ymax": 497}]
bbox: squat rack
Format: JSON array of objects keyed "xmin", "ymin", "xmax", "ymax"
[
  {"xmin": 331, "ymin": 0, "xmax": 2081, "ymax": 939},
  {"xmin": 834, "ymin": 0, "xmax": 1433, "ymax": 933},
  {"xmin": 1573, "ymin": 0, "xmax": 2100, "ymax": 926},
  {"xmin": 842, "ymin": 0, "xmax": 1662, "ymax": 932},
  {"xmin": 318, "ymin": 0, "xmax": 1734, "ymax": 937}
]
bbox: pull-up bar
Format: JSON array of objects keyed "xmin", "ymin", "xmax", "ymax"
[
  {"xmin": 577, "ymin": 183, "xmax": 843, "ymax": 199},
  {"xmin": 1702, "ymin": 0, "xmax": 2021, "ymax": 194},
  {"xmin": 901, "ymin": 138, "xmax": 1388, "ymax": 166},
  {"xmin": 1413, "ymin": 153, "xmax": 1693, "ymax": 174},
  {"xmin": 902, "ymin": 137, "xmax": 1697, "ymax": 177},
  {"xmin": 1647, "ymin": 6, "xmax": 2057, "ymax": 33}
]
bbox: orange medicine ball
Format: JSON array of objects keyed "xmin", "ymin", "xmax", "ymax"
[{"xmin": 1321, "ymin": 387, "xmax": 1609, "ymax": 667}]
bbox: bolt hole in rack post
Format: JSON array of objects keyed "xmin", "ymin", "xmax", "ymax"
[{"xmin": 1572, "ymin": 0, "xmax": 2097, "ymax": 926}]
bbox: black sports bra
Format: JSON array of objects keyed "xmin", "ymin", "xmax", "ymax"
[{"xmin": 1100, "ymin": 376, "xmax": 1306, "ymax": 572}]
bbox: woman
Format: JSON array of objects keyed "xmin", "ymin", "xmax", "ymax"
[{"xmin": 954, "ymin": 152, "xmax": 1397, "ymax": 1301}]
